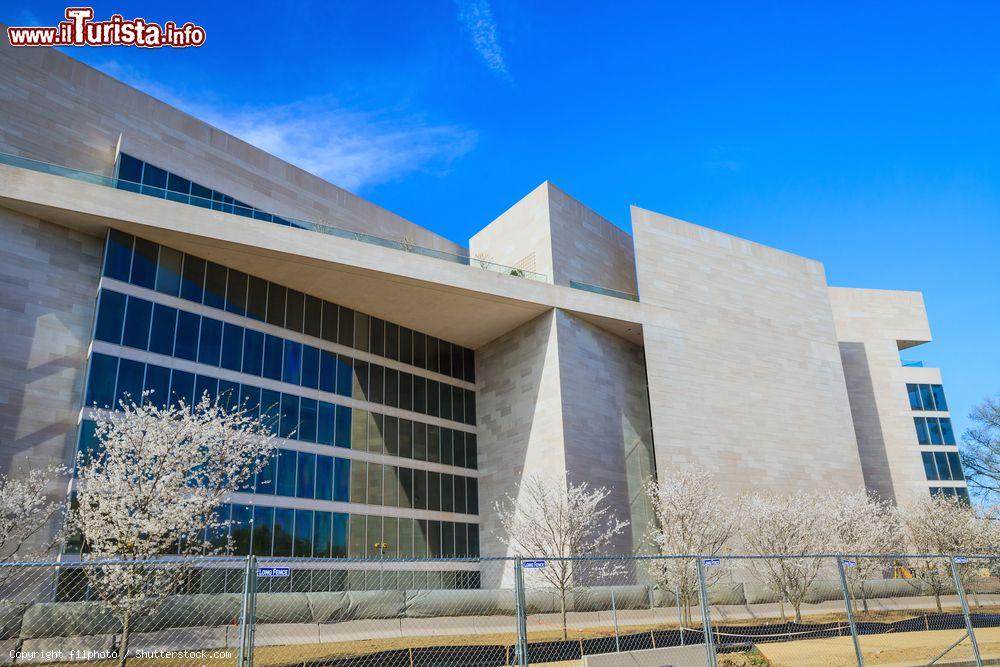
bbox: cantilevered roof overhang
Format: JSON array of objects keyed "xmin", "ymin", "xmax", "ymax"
[{"xmin": 0, "ymin": 164, "xmax": 656, "ymax": 348}]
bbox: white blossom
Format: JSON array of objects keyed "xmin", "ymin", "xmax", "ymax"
[
  {"xmin": 738, "ymin": 492, "xmax": 832, "ymax": 623},
  {"xmin": 494, "ymin": 474, "xmax": 629, "ymax": 639},
  {"xmin": 644, "ymin": 468, "xmax": 735, "ymax": 624},
  {"xmin": 71, "ymin": 392, "xmax": 274, "ymax": 667},
  {"xmin": 0, "ymin": 463, "xmax": 67, "ymax": 587}
]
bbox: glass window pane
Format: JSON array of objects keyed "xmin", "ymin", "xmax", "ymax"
[
  {"xmin": 263, "ymin": 335, "xmax": 283, "ymax": 380},
  {"xmin": 413, "ymin": 376, "xmax": 426, "ymax": 414},
  {"xmin": 321, "ymin": 301, "xmax": 338, "ymax": 343},
  {"xmin": 251, "ymin": 506, "xmax": 274, "ymax": 556},
  {"xmin": 316, "ymin": 455, "xmax": 333, "ymax": 501},
  {"xmin": 103, "ymin": 230, "xmax": 133, "ymax": 281},
  {"xmin": 427, "ymin": 471, "xmax": 441, "ymax": 511},
  {"xmin": 130, "ymin": 238, "xmax": 158, "ymax": 289},
  {"xmin": 173, "ymin": 311, "xmax": 200, "ymax": 361},
  {"xmin": 148, "ymin": 304, "xmax": 177, "ymax": 355},
  {"xmin": 304, "ymin": 295, "xmax": 322, "ymax": 338},
  {"xmin": 293, "ymin": 509, "xmax": 313, "ymax": 557},
  {"xmin": 414, "ymin": 519, "xmax": 428, "ymax": 557},
  {"xmin": 299, "ymin": 397, "xmax": 318, "ymax": 443},
  {"xmin": 230, "ymin": 504, "xmax": 252, "ymax": 555},
  {"xmin": 276, "ymin": 448, "xmax": 297, "ymax": 496},
  {"xmin": 352, "ymin": 361, "xmax": 369, "ymax": 401},
  {"xmin": 286, "ymin": 290, "xmax": 304, "ymax": 333},
  {"xmin": 914, "ymin": 417, "xmax": 930, "ymax": 445},
  {"xmin": 169, "ymin": 369, "xmax": 195, "ymax": 409},
  {"xmin": 94, "ymin": 290, "xmax": 127, "ymax": 344},
  {"xmin": 427, "ymin": 425, "xmax": 440, "ymax": 463},
  {"xmin": 383, "ymin": 466, "xmax": 398, "ymax": 507},
  {"xmin": 283, "ymin": 340, "xmax": 302, "ymax": 385},
  {"xmin": 197, "ymin": 317, "xmax": 223, "ymax": 367},
  {"xmin": 266, "ymin": 283, "xmax": 286, "ymax": 327},
  {"xmin": 453, "ymin": 432, "xmax": 466, "ymax": 468},
  {"xmin": 367, "ymin": 412, "xmax": 384, "ymax": 454},
  {"xmin": 440, "ymin": 474, "xmax": 454, "ymax": 512},
  {"xmin": 302, "ymin": 346, "xmax": 319, "ymax": 389},
  {"xmin": 180, "ymin": 255, "xmax": 205, "ymax": 303},
  {"xmin": 367, "ymin": 463, "xmax": 383, "ymax": 505},
  {"xmin": 427, "ymin": 338, "xmax": 439, "ymax": 374},
  {"xmin": 439, "ymin": 341, "xmax": 452, "ymax": 377},
  {"xmin": 464, "ymin": 348, "xmax": 475, "ymax": 383},
  {"xmin": 242, "ymin": 329, "xmax": 264, "ymax": 376},
  {"xmin": 413, "ymin": 332, "xmax": 427, "ymax": 369},
  {"xmin": 931, "ymin": 385, "xmax": 948, "ymax": 412},
  {"xmin": 141, "ymin": 162, "xmax": 167, "ymax": 189},
  {"xmin": 117, "ymin": 153, "xmax": 143, "ymax": 184},
  {"xmin": 225, "ymin": 270, "xmax": 248, "ymax": 316},
  {"xmin": 353, "ymin": 313, "xmax": 369, "ymax": 353},
  {"xmin": 384, "ymin": 368, "xmax": 398, "ymax": 408},
  {"xmin": 86, "ymin": 353, "xmax": 118, "ymax": 408},
  {"xmin": 919, "ymin": 385, "xmax": 935, "ymax": 412},
  {"xmin": 384, "ymin": 416, "xmax": 399, "ymax": 457},
  {"xmin": 247, "ymin": 276, "xmax": 268, "ymax": 322},
  {"xmin": 466, "ymin": 477, "xmax": 478, "ymax": 514},
  {"xmin": 273, "ymin": 508, "xmax": 294, "ymax": 557},
  {"xmin": 143, "ymin": 364, "xmax": 171, "ymax": 409},
  {"xmin": 348, "ymin": 515, "xmax": 366, "ymax": 558},
  {"xmin": 397, "ymin": 467, "xmax": 412, "ymax": 509},
  {"xmin": 399, "ymin": 419, "xmax": 413, "ymax": 459},
  {"xmin": 413, "ymin": 469, "xmax": 427, "ymax": 510},
  {"xmin": 427, "ymin": 380, "xmax": 440, "ymax": 417},
  {"xmin": 453, "ymin": 475, "xmax": 466, "ymax": 514},
  {"xmin": 336, "ymin": 356, "xmax": 353, "ymax": 398},
  {"xmin": 946, "ymin": 452, "xmax": 964, "ymax": 480},
  {"xmin": 927, "ymin": 417, "xmax": 944, "ymax": 445},
  {"xmin": 116, "ymin": 358, "xmax": 145, "ymax": 406},
  {"xmin": 261, "ymin": 389, "xmax": 280, "ymax": 435},
  {"xmin": 318, "ymin": 402, "xmax": 335, "ymax": 446},
  {"xmin": 332, "ymin": 513, "xmax": 348, "ymax": 558},
  {"xmin": 155, "ymin": 246, "xmax": 183, "ymax": 297},
  {"xmin": 335, "ymin": 405, "xmax": 352, "ymax": 448},
  {"xmin": 934, "ymin": 451, "xmax": 950, "ymax": 480},
  {"xmin": 194, "ymin": 374, "xmax": 218, "ymax": 406},
  {"xmin": 297, "ymin": 451, "xmax": 316, "ymax": 499},
  {"xmin": 218, "ymin": 379, "xmax": 239, "ymax": 412},
  {"xmin": 907, "ymin": 383, "xmax": 922, "ymax": 410},
  {"xmin": 313, "ymin": 511, "xmax": 332, "ymax": 558},
  {"xmin": 320, "ymin": 350, "xmax": 337, "ymax": 393},
  {"xmin": 385, "ymin": 323, "xmax": 399, "ymax": 361},
  {"xmin": 440, "ymin": 429, "xmax": 453, "ymax": 466},
  {"xmin": 221, "ymin": 323, "xmax": 244, "ymax": 371},
  {"xmin": 334, "ymin": 458, "xmax": 351, "ymax": 502},
  {"xmin": 940, "ymin": 418, "xmax": 956, "ymax": 445},
  {"xmin": 399, "ymin": 328, "xmax": 413, "ymax": 366},
  {"xmin": 413, "ymin": 422, "xmax": 427, "ymax": 461},
  {"xmin": 350, "ymin": 460, "xmax": 367, "ymax": 503},
  {"xmin": 399, "ymin": 373, "xmax": 413, "ymax": 412},
  {"xmin": 337, "ymin": 307, "xmax": 354, "ymax": 347},
  {"xmin": 256, "ymin": 450, "xmax": 276, "ymax": 494},
  {"xmin": 202, "ymin": 263, "xmax": 227, "ymax": 310},
  {"xmin": 466, "ymin": 434, "xmax": 477, "ymax": 469},
  {"xmin": 279, "ymin": 393, "xmax": 299, "ymax": 439}
]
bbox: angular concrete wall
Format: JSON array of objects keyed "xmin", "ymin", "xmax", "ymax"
[
  {"xmin": 0, "ymin": 207, "xmax": 101, "ymax": 550},
  {"xmin": 470, "ymin": 183, "xmax": 637, "ymax": 293},
  {"xmin": 829, "ymin": 287, "xmax": 948, "ymax": 505},
  {"xmin": 0, "ymin": 42, "xmax": 463, "ymax": 254},
  {"xmin": 475, "ymin": 309, "xmax": 652, "ymax": 563},
  {"xmin": 632, "ymin": 206, "xmax": 865, "ymax": 496}
]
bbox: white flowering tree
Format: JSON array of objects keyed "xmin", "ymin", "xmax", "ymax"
[
  {"xmin": 0, "ymin": 463, "xmax": 67, "ymax": 585},
  {"xmin": 739, "ymin": 493, "xmax": 833, "ymax": 623},
  {"xmin": 826, "ymin": 490, "xmax": 905, "ymax": 612},
  {"xmin": 495, "ymin": 474, "xmax": 629, "ymax": 639},
  {"xmin": 902, "ymin": 494, "xmax": 993, "ymax": 611},
  {"xmin": 644, "ymin": 469, "xmax": 735, "ymax": 625},
  {"xmin": 70, "ymin": 393, "xmax": 274, "ymax": 667}
]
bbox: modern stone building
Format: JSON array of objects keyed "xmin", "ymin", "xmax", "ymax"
[{"xmin": 0, "ymin": 43, "xmax": 969, "ymax": 586}]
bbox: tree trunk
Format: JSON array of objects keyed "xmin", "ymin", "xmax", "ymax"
[
  {"xmin": 793, "ymin": 602, "xmax": 802, "ymax": 624},
  {"xmin": 779, "ymin": 599, "xmax": 787, "ymax": 623},
  {"xmin": 560, "ymin": 588, "xmax": 568, "ymax": 641},
  {"xmin": 118, "ymin": 611, "xmax": 131, "ymax": 667},
  {"xmin": 934, "ymin": 590, "xmax": 942, "ymax": 613}
]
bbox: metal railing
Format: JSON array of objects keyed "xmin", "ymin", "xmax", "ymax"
[
  {"xmin": 0, "ymin": 552, "xmax": 995, "ymax": 666},
  {"xmin": 0, "ymin": 150, "xmax": 548, "ymax": 282},
  {"xmin": 901, "ymin": 359, "xmax": 925, "ymax": 367},
  {"xmin": 568, "ymin": 280, "xmax": 639, "ymax": 302}
]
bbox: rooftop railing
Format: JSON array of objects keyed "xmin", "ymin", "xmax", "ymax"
[
  {"xmin": 901, "ymin": 359, "xmax": 925, "ymax": 367},
  {"xmin": 0, "ymin": 150, "xmax": 549, "ymax": 282},
  {"xmin": 569, "ymin": 280, "xmax": 640, "ymax": 302}
]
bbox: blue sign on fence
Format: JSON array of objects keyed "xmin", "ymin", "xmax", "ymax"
[
  {"xmin": 523, "ymin": 560, "xmax": 546, "ymax": 569},
  {"xmin": 702, "ymin": 558, "xmax": 721, "ymax": 567},
  {"xmin": 257, "ymin": 566, "xmax": 291, "ymax": 578},
  {"xmin": 955, "ymin": 556, "xmax": 969, "ymax": 564},
  {"xmin": 842, "ymin": 559, "xmax": 857, "ymax": 567}
]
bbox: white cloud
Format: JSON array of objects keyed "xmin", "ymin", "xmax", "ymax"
[
  {"xmin": 95, "ymin": 61, "xmax": 477, "ymax": 192},
  {"xmin": 454, "ymin": 0, "xmax": 511, "ymax": 79}
]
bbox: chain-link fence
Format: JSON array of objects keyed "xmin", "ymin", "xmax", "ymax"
[{"xmin": 0, "ymin": 554, "xmax": 996, "ymax": 667}]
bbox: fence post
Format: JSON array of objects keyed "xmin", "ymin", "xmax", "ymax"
[
  {"xmin": 513, "ymin": 557, "xmax": 529, "ymax": 667},
  {"xmin": 611, "ymin": 588, "xmax": 620, "ymax": 652},
  {"xmin": 836, "ymin": 556, "xmax": 864, "ymax": 667},
  {"xmin": 949, "ymin": 557, "xmax": 982, "ymax": 667},
  {"xmin": 676, "ymin": 586, "xmax": 684, "ymax": 645},
  {"xmin": 236, "ymin": 555, "xmax": 255, "ymax": 667},
  {"xmin": 696, "ymin": 558, "xmax": 718, "ymax": 667}
]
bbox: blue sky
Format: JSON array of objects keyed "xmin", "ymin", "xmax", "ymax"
[{"xmin": 7, "ymin": 1, "xmax": 1000, "ymax": 460}]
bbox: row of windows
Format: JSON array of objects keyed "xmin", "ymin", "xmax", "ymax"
[
  {"xmin": 83, "ymin": 355, "xmax": 478, "ymax": 471},
  {"xmin": 80, "ymin": 418, "xmax": 478, "ymax": 513},
  {"xmin": 929, "ymin": 487, "xmax": 971, "ymax": 504},
  {"xmin": 93, "ymin": 289, "xmax": 476, "ymax": 425},
  {"xmin": 68, "ymin": 502, "xmax": 480, "ymax": 559},
  {"xmin": 913, "ymin": 417, "xmax": 957, "ymax": 446},
  {"xmin": 921, "ymin": 451, "xmax": 966, "ymax": 482},
  {"xmin": 116, "ymin": 154, "xmax": 300, "ymax": 228},
  {"xmin": 58, "ymin": 566, "xmax": 481, "ymax": 600},
  {"xmin": 907, "ymin": 383, "xmax": 949, "ymax": 412},
  {"xmin": 102, "ymin": 231, "xmax": 476, "ymax": 383}
]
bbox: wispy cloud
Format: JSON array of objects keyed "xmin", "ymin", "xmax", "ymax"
[
  {"xmin": 454, "ymin": 0, "xmax": 511, "ymax": 80},
  {"xmin": 96, "ymin": 60, "xmax": 477, "ymax": 192}
]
